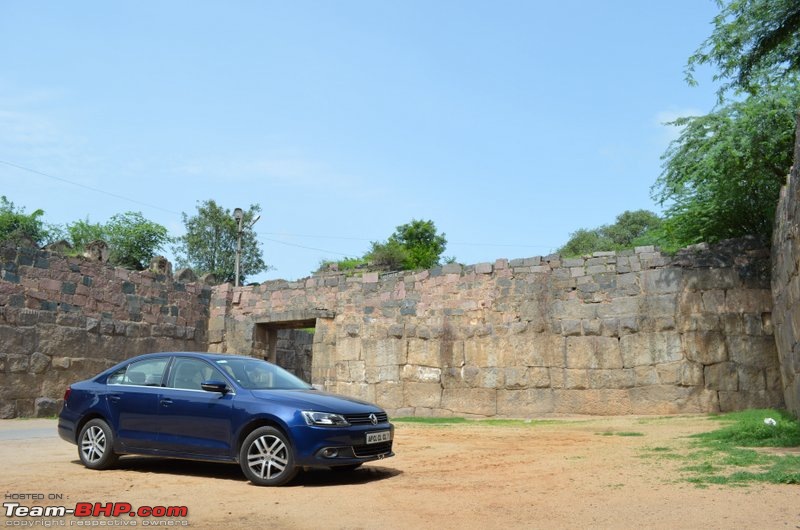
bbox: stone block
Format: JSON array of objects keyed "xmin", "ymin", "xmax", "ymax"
[
  {"xmin": 503, "ymin": 366, "xmax": 528, "ymax": 389},
  {"xmin": 737, "ymin": 366, "xmax": 766, "ymax": 391},
  {"xmin": 588, "ymin": 369, "xmax": 635, "ymax": 389},
  {"xmin": 642, "ymin": 269, "xmax": 682, "ymax": 294},
  {"xmin": 565, "ymin": 336, "xmax": 622, "ymax": 369},
  {"xmin": 679, "ymin": 361, "xmax": 704, "ymax": 387},
  {"xmin": 463, "ymin": 339, "xmax": 499, "ymax": 368},
  {"xmin": 582, "ymin": 319, "xmax": 601, "ymax": 336},
  {"xmin": 7, "ymin": 354, "xmax": 29, "ymax": 373},
  {"xmin": 335, "ymin": 337, "xmax": 362, "ymax": 362},
  {"xmin": 596, "ymin": 297, "xmax": 640, "ymax": 319},
  {"xmin": 29, "ymin": 352, "xmax": 50, "ymax": 374},
  {"xmin": 561, "ymin": 319, "xmax": 582, "ymax": 336},
  {"xmin": 642, "ymin": 294, "xmax": 678, "ymax": 318},
  {"xmin": 553, "ymin": 368, "xmax": 588, "ymax": 390},
  {"xmin": 34, "ymin": 397, "xmax": 59, "ymax": 417},
  {"xmin": 553, "ymin": 389, "xmax": 632, "ymax": 415},
  {"xmin": 551, "ymin": 299, "xmax": 597, "ymax": 320},
  {"xmin": 701, "ymin": 290, "xmax": 726, "ymax": 313},
  {"xmin": 684, "ymin": 331, "xmax": 728, "ymax": 364},
  {"xmin": 374, "ymin": 381, "xmax": 403, "ymax": 410},
  {"xmin": 402, "ymin": 365, "xmax": 442, "ymax": 383},
  {"xmin": 497, "ymin": 388, "xmax": 555, "ymax": 416},
  {"xmin": 683, "ymin": 269, "xmax": 739, "ymax": 291},
  {"xmin": 618, "ymin": 316, "xmax": 639, "ymax": 334},
  {"xmin": 441, "ymin": 387, "xmax": 497, "ymax": 416},
  {"xmin": 704, "ymin": 362, "xmax": 738, "ymax": 391},
  {"xmin": 680, "ymin": 314, "xmax": 721, "ymax": 332},
  {"xmin": 718, "ymin": 390, "xmax": 785, "ymax": 412},
  {"xmin": 727, "ymin": 335, "xmax": 778, "ymax": 369},
  {"xmin": 620, "ymin": 332, "xmax": 682, "ymax": 367},
  {"xmin": 348, "ymin": 360, "xmax": 366, "ymax": 382},
  {"xmin": 634, "ymin": 365, "xmax": 660, "ymax": 386},
  {"xmin": 475, "ymin": 263, "xmax": 493, "ymax": 274},
  {"xmin": 678, "ymin": 291, "xmax": 704, "ymax": 314},
  {"xmin": 726, "ymin": 289, "xmax": 772, "ymax": 313},
  {"xmin": 629, "ymin": 386, "xmax": 719, "ymax": 414},
  {"xmin": 364, "ymin": 338, "xmax": 406, "ymax": 367},
  {"xmin": 404, "ymin": 382, "xmax": 442, "ymax": 408}
]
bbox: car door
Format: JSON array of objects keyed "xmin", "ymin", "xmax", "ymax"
[
  {"xmin": 105, "ymin": 356, "xmax": 170, "ymax": 451},
  {"xmin": 155, "ymin": 357, "xmax": 235, "ymax": 458}
]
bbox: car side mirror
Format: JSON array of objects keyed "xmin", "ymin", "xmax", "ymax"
[{"xmin": 201, "ymin": 380, "xmax": 229, "ymax": 394}]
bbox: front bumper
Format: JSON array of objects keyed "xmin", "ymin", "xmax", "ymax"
[{"xmin": 291, "ymin": 422, "xmax": 395, "ymax": 467}]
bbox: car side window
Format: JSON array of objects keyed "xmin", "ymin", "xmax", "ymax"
[
  {"xmin": 168, "ymin": 358, "xmax": 228, "ymax": 391},
  {"xmin": 107, "ymin": 358, "xmax": 168, "ymax": 386}
]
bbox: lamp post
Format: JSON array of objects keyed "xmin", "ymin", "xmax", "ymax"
[
  {"xmin": 233, "ymin": 208, "xmax": 261, "ymax": 287},
  {"xmin": 233, "ymin": 208, "xmax": 244, "ymax": 287}
]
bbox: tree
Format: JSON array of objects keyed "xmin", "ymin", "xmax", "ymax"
[
  {"xmin": 0, "ymin": 196, "xmax": 50, "ymax": 246},
  {"xmin": 173, "ymin": 200, "xmax": 266, "ymax": 284},
  {"xmin": 367, "ymin": 219, "xmax": 448, "ymax": 271},
  {"xmin": 653, "ymin": 83, "xmax": 799, "ymax": 247},
  {"xmin": 558, "ymin": 210, "xmax": 664, "ymax": 256},
  {"xmin": 105, "ymin": 212, "xmax": 170, "ymax": 270},
  {"xmin": 63, "ymin": 213, "xmax": 169, "ymax": 269},
  {"xmin": 366, "ymin": 239, "xmax": 409, "ymax": 271},
  {"xmin": 687, "ymin": 0, "xmax": 800, "ymax": 98},
  {"xmin": 65, "ymin": 218, "xmax": 105, "ymax": 252}
]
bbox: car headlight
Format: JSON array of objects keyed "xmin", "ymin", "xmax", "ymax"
[{"xmin": 302, "ymin": 411, "xmax": 350, "ymax": 427}]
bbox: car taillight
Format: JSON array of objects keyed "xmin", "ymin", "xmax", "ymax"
[{"xmin": 63, "ymin": 387, "xmax": 71, "ymax": 402}]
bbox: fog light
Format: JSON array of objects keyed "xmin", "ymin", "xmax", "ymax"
[{"xmin": 322, "ymin": 448, "xmax": 339, "ymax": 458}]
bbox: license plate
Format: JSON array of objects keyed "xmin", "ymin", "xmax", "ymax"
[{"xmin": 366, "ymin": 430, "xmax": 391, "ymax": 445}]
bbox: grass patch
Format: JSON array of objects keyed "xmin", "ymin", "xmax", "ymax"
[
  {"xmin": 393, "ymin": 417, "xmax": 469, "ymax": 425},
  {"xmin": 597, "ymin": 431, "xmax": 645, "ymax": 437},
  {"xmin": 679, "ymin": 409, "xmax": 800, "ymax": 486}
]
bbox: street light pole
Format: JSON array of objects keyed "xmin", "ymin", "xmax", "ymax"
[
  {"xmin": 233, "ymin": 208, "xmax": 260, "ymax": 287},
  {"xmin": 233, "ymin": 208, "xmax": 243, "ymax": 287}
]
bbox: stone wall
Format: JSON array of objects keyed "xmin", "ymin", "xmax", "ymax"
[
  {"xmin": 0, "ymin": 246, "xmax": 211, "ymax": 418},
  {"xmin": 772, "ymin": 121, "xmax": 800, "ymax": 417},
  {"xmin": 212, "ymin": 238, "xmax": 782, "ymax": 417},
  {"xmin": 275, "ymin": 328, "xmax": 314, "ymax": 383}
]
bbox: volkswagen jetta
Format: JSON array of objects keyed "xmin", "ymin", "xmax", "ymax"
[{"xmin": 58, "ymin": 352, "xmax": 394, "ymax": 486}]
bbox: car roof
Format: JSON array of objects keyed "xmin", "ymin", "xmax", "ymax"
[{"xmin": 126, "ymin": 352, "xmax": 261, "ymax": 363}]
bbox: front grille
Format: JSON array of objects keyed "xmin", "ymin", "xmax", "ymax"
[
  {"xmin": 353, "ymin": 441, "xmax": 393, "ymax": 458},
  {"xmin": 345, "ymin": 412, "xmax": 388, "ymax": 425}
]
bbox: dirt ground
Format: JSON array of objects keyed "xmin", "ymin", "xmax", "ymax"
[{"xmin": 2, "ymin": 416, "xmax": 799, "ymax": 529}]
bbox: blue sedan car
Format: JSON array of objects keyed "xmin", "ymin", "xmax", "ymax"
[{"xmin": 58, "ymin": 352, "xmax": 394, "ymax": 486}]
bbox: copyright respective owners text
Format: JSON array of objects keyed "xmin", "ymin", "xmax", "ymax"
[{"xmin": 3, "ymin": 493, "xmax": 190, "ymax": 527}]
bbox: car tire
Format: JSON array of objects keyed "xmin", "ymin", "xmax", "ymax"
[
  {"xmin": 78, "ymin": 419, "xmax": 119, "ymax": 470},
  {"xmin": 240, "ymin": 426, "xmax": 298, "ymax": 486}
]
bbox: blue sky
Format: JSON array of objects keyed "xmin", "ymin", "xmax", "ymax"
[{"xmin": 1, "ymin": 1, "xmax": 720, "ymax": 282}]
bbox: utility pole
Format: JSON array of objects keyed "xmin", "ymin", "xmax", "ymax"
[
  {"xmin": 233, "ymin": 208, "xmax": 260, "ymax": 287},
  {"xmin": 233, "ymin": 208, "xmax": 243, "ymax": 287}
]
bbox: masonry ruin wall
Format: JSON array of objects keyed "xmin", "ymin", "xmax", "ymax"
[
  {"xmin": 212, "ymin": 238, "xmax": 782, "ymax": 417},
  {"xmin": 0, "ymin": 246, "xmax": 210, "ymax": 418}
]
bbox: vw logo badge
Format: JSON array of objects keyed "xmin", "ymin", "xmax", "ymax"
[{"xmin": 369, "ymin": 413, "xmax": 378, "ymax": 425}]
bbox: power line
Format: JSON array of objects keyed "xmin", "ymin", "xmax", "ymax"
[
  {"xmin": 261, "ymin": 237, "xmax": 352, "ymax": 257},
  {"xmin": 2, "ymin": 159, "xmax": 559, "ymax": 251},
  {"xmin": 0, "ymin": 159, "xmax": 181, "ymax": 215},
  {"xmin": 262, "ymin": 231, "xmax": 557, "ymax": 249}
]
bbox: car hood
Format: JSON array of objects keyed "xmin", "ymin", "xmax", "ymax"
[{"xmin": 248, "ymin": 389, "xmax": 382, "ymax": 414}]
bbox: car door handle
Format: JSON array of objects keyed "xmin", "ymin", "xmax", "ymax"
[
  {"xmin": 108, "ymin": 395, "xmax": 121, "ymax": 403},
  {"xmin": 160, "ymin": 398, "xmax": 173, "ymax": 407}
]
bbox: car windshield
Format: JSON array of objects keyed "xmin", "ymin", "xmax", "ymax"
[{"xmin": 214, "ymin": 358, "xmax": 312, "ymax": 390}]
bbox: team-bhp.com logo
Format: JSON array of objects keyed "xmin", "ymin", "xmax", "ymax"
[{"xmin": 4, "ymin": 501, "xmax": 188, "ymax": 522}]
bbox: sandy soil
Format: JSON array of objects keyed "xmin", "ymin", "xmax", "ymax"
[{"xmin": 2, "ymin": 416, "xmax": 799, "ymax": 529}]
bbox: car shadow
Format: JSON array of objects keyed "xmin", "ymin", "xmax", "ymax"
[
  {"xmin": 70, "ymin": 457, "xmax": 401, "ymax": 487},
  {"xmin": 288, "ymin": 465, "xmax": 403, "ymax": 488}
]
